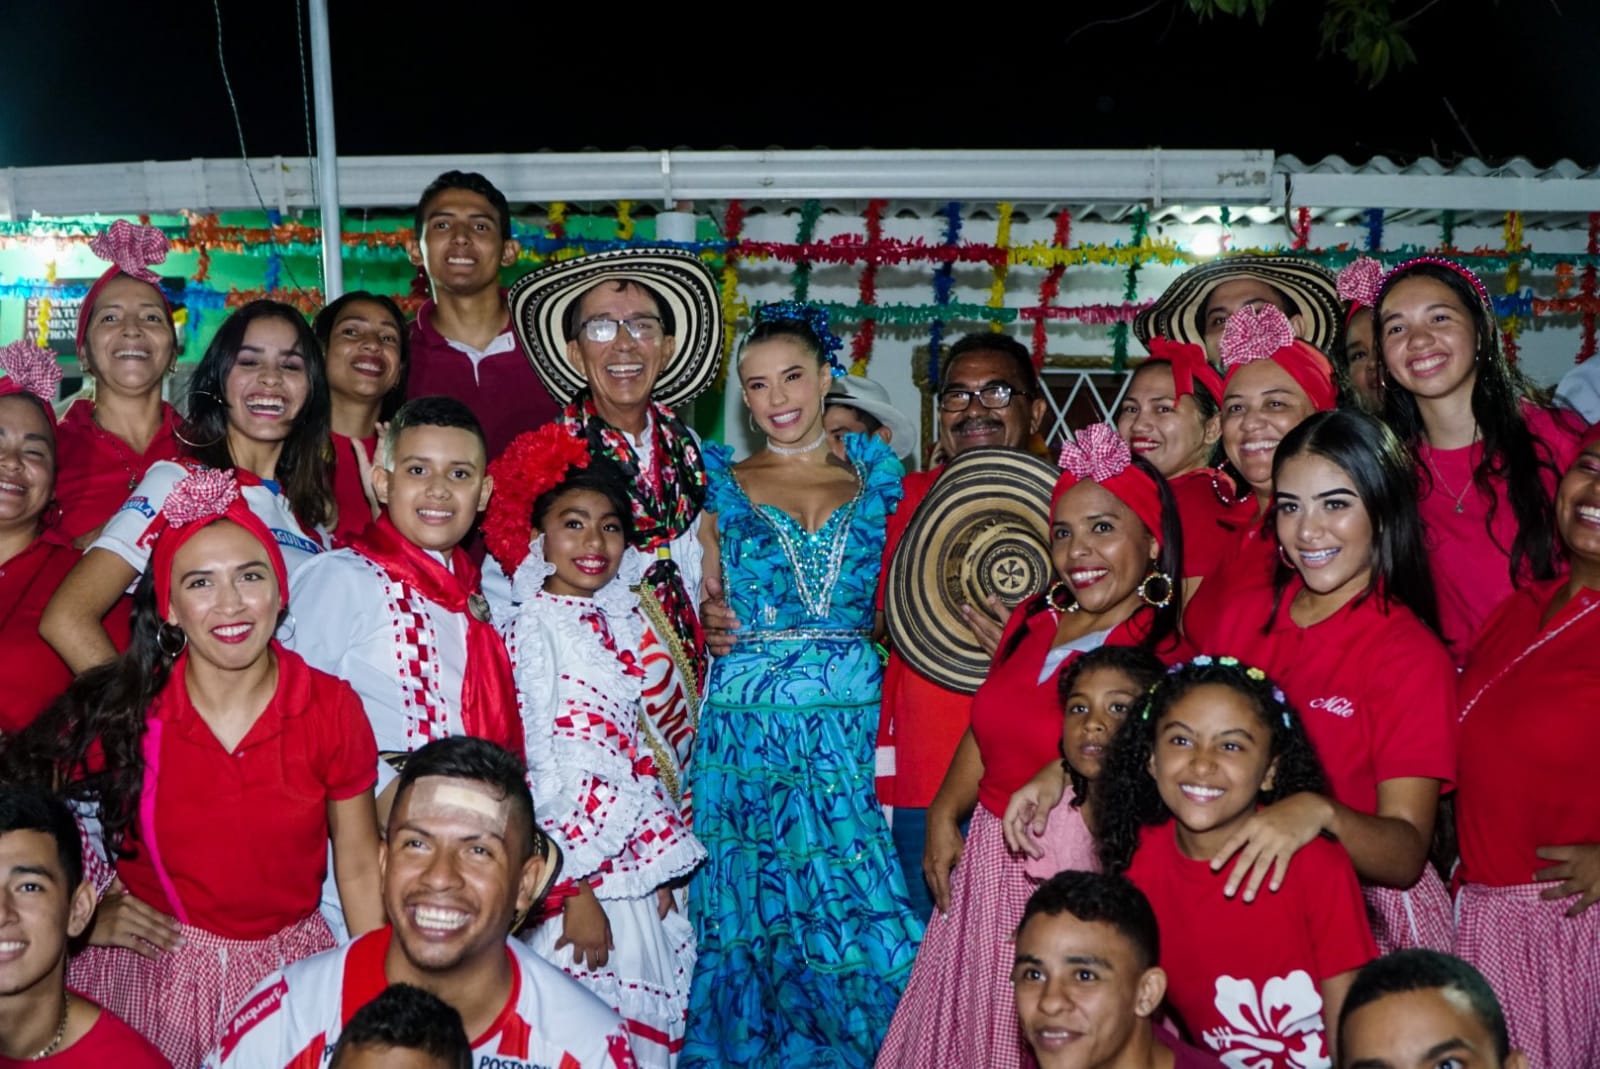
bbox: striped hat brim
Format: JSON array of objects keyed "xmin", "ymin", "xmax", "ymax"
[
  {"xmin": 885, "ymin": 448, "xmax": 1059, "ymax": 695},
  {"xmin": 1133, "ymin": 255, "xmax": 1342, "ymax": 355},
  {"xmin": 508, "ymin": 248, "xmax": 724, "ymax": 409}
]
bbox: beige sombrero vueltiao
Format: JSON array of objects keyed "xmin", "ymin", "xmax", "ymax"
[
  {"xmin": 886, "ymin": 447, "xmax": 1059, "ymax": 694},
  {"xmin": 1132, "ymin": 254, "xmax": 1342, "ymax": 354},
  {"xmin": 508, "ymin": 247, "xmax": 724, "ymax": 409}
]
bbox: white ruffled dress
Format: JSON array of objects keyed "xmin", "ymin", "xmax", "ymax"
[{"xmin": 499, "ymin": 536, "xmax": 707, "ymax": 1069}]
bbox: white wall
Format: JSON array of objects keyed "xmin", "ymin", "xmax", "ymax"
[{"xmin": 716, "ymin": 209, "xmax": 1592, "ymax": 460}]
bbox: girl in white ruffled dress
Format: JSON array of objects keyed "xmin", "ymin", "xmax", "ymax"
[{"xmin": 484, "ymin": 424, "xmax": 706, "ymax": 1069}]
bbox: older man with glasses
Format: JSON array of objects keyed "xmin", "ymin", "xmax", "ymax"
[
  {"xmin": 504, "ymin": 249, "xmax": 725, "ymax": 826},
  {"xmin": 873, "ymin": 333, "xmax": 1047, "ymax": 920}
]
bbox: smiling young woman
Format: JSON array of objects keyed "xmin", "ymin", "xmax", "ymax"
[{"xmin": 1375, "ymin": 257, "xmax": 1586, "ymax": 664}]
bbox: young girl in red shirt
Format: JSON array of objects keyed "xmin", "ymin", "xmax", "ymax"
[
  {"xmin": 2, "ymin": 468, "xmax": 381, "ymax": 1068},
  {"xmin": 1097, "ymin": 657, "xmax": 1377, "ymax": 1068}
]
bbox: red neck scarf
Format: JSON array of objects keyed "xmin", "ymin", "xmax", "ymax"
[{"xmin": 352, "ymin": 515, "xmax": 523, "ymax": 756}]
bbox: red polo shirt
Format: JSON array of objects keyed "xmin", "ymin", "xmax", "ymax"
[
  {"xmin": 1201, "ymin": 577, "xmax": 1456, "ymax": 814},
  {"xmin": 1457, "ymin": 579, "xmax": 1600, "ymax": 887},
  {"xmin": 405, "ymin": 297, "xmax": 559, "ymax": 461},
  {"xmin": 0, "ymin": 999, "xmax": 170, "ymax": 1068},
  {"xmin": 116, "ymin": 646, "xmax": 377, "ymax": 939},
  {"xmin": 328, "ymin": 432, "xmax": 377, "ymax": 546},
  {"xmin": 53, "ymin": 400, "xmax": 184, "ymax": 543},
  {"xmin": 1178, "ymin": 513, "xmax": 1276, "ymax": 661},
  {"xmin": 876, "ymin": 467, "xmax": 977, "ymax": 808},
  {"xmin": 0, "ymin": 535, "xmax": 78, "ymax": 733},
  {"xmin": 1168, "ymin": 468, "xmax": 1256, "ymax": 584}
]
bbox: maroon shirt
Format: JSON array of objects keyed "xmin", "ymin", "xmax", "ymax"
[{"xmin": 404, "ymin": 296, "xmax": 559, "ymax": 460}]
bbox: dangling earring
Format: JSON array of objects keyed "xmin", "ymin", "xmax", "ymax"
[
  {"xmin": 1277, "ymin": 543, "xmax": 1294, "ymax": 568},
  {"xmin": 156, "ymin": 623, "xmax": 188, "ymax": 659},
  {"xmin": 1136, "ymin": 569, "xmax": 1174, "ymax": 609},
  {"xmin": 1046, "ymin": 580, "xmax": 1077, "ymax": 613},
  {"xmin": 277, "ymin": 612, "xmax": 296, "ymax": 644},
  {"xmin": 747, "ymin": 411, "xmax": 759, "ymax": 434}
]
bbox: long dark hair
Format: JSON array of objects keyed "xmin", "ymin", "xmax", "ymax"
[
  {"xmin": 1056, "ymin": 644, "xmax": 1166, "ymax": 809},
  {"xmin": 999, "ymin": 455, "xmax": 1185, "ymax": 662},
  {"xmin": 1376, "ymin": 262, "xmax": 1568, "ymax": 585},
  {"xmin": 1095, "ymin": 658, "xmax": 1328, "ymax": 875},
  {"xmin": 0, "ymin": 569, "xmax": 177, "ymax": 859},
  {"xmin": 184, "ymin": 300, "xmax": 333, "ymax": 531},
  {"xmin": 1269, "ymin": 409, "xmax": 1441, "ymax": 636},
  {"xmin": 532, "ymin": 456, "xmax": 637, "ymax": 545}
]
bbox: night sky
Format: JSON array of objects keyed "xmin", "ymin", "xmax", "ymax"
[{"xmin": 4, "ymin": 1, "xmax": 1595, "ymax": 171}]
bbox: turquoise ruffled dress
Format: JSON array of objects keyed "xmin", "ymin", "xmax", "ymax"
[{"xmin": 682, "ymin": 434, "xmax": 923, "ymax": 1068}]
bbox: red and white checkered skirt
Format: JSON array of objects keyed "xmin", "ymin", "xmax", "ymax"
[
  {"xmin": 1456, "ymin": 881, "xmax": 1600, "ymax": 1069},
  {"xmin": 875, "ymin": 806, "xmax": 1038, "ymax": 1069},
  {"xmin": 67, "ymin": 910, "xmax": 334, "ymax": 1069},
  {"xmin": 1364, "ymin": 864, "xmax": 1455, "ymax": 954}
]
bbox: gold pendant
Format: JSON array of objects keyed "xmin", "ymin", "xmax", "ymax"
[{"xmin": 467, "ymin": 594, "xmax": 490, "ymax": 623}]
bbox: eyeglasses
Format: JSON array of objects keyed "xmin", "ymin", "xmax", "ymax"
[
  {"xmin": 580, "ymin": 315, "xmax": 664, "ymax": 344},
  {"xmin": 938, "ymin": 383, "xmax": 1026, "ymax": 413}
]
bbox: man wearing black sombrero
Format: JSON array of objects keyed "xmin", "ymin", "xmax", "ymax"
[
  {"xmin": 507, "ymin": 248, "xmax": 723, "ymax": 823},
  {"xmin": 1132, "ymin": 253, "xmax": 1342, "ymax": 364}
]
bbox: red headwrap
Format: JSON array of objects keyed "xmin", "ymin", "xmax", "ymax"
[
  {"xmin": 1219, "ymin": 304, "xmax": 1338, "ymax": 412},
  {"xmin": 145, "ymin": 467, "xmax": 288, "ymax": 619},
  {"xmin": 1145, "ymin": 336, "xmax": 1223, "ymax": 402},
  {"xmin": 0, "ymin": 341, "xmax": 63, "ymax": 415},
  {"xmin": 1051, "ymin": 422, "xmax": 1165, "ymax": 546},
  {"xmin": 1337, "ymin": 257, "xmax": 1384, "ymax": 325},
  {"xmin": 76, "ymin": 221, "xmax": 175, "ymax": 354}
]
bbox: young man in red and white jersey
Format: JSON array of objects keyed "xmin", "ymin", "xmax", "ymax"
[{"xmin": 205, "ymin": 736, "xmax": 636, "ymax": 1069}]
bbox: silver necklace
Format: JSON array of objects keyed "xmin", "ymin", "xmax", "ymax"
[
  {"xmin": 765, "ymin": 430, "xmax": 827, "ymax": 456},
  {"xmin": 1423, "ymin": 446, "xmax": 1473, "ymax": 515}
]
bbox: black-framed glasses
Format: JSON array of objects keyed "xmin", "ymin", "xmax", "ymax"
[
  {"xmin": 938, "ymin": 383, "xmax": 1026, "ymax": 413},
  {"xmin": 581, "ymin": 315, "xmax": 664, "ymax": 344}
]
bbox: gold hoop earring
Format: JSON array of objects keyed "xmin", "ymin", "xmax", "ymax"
[
  {"xmin": 1046, "ymin": 580, "xmax": 1077, "ymax": 614},
  {"xmin": 1137, "ymin": 570, "xmax": 1174, "ymax": 609}
]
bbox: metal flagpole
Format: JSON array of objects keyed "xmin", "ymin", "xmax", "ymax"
[{"xmin": 308, "ymin": 0, "xmax": 343, "ymax": 298}]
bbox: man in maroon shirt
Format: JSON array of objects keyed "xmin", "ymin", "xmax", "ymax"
[
  {"xmin": 0, "ymin": 785, "xmax": 167, "ymax": 1066},
  {"xmin": 405, "ymin": 171, "xmax": 558, "ymax": 460},
  {"xmin": 1012, "ymin": 871, "xmax": 1223, "ymax": 1069}
]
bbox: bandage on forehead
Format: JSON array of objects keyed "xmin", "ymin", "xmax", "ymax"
[{"xmin": 405, "ymin": 778, "xmax": 515, "ymax": 835}]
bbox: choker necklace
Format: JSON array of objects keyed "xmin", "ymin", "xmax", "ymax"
[
  {"xmin": 31, "ymin": 991, "xmax": 68, "ymax": 1060},
  {"xmin": 766, "ymin": 430, "xmax": 827, "ymax": 456}
]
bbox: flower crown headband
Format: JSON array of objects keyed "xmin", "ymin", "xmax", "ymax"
[
  {"xmin": 744, "ymin": 300, "xmax": 846, "ymax": 377},
  {"xmin": 483, "ymin": 424, "xmax": 594, "ymax": 575},
  {"xmin": 1050, "ymin": 422, "xmax": 1165, "ymax": 548},
  {"xmin": 0, "ymin": 341, "xmax": 64, "ymax": 407},
  {"xmin": 1141, "ymin": 654, "xmax": 1292, "ymax": 729}
]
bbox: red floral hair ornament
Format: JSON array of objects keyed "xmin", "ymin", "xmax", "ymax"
[
  {"xmin": 1337, "ymin": 257, "xmax": 1384, "ymax": 313},
  {"xmin": 77, "ymin": 220, "xmax": 176, "ymax": 354},
  {"xmin": 145, "ymin": 466, "xmax": 289, "ymax": 619},
  {"xmin": 1051, "ymin": 422, "xmax": 1165, "ymax": 546},
  {"xmin": 1219, "ymin": 303, "xmax": 1338, "ymax": 412},
  {"xmin": 0, "ymin": 341, "xmax": 64, "ymax": 407},
  {"xmin": 483, "ymin": 424, "xmax": 594, "ymax": 575}
]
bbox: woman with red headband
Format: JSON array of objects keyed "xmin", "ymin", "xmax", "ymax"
[
  {"xmin": 43, "ymin": 300, "xmax": 334, "ymax": 672},
  {"xmin": 53, "ymin": 221, "xmax": 186, "ymax": 546},
  {"xmin": 1, "ymin": 467, "xmax": 381, "ymax": 1068},
  {"xmin": 1117, "ymin": 336, "xmax": 1254, "ymax": 590},
  {"xmin": 0, "ymin": 343, "xmax": 77, "ymax": 731},
  {"xmin": 878, "ymin": 423, "xmax": 1183, "ymax": 1069},
  {"xmin": 1453, "ymin": 424, "xmax": 1600, "ymax": 1065},
  {"xmin": 1336, "ymin": 257, "xmax": 1385, "ymax": 414},
  {"xmin": 1180, "ymin": 302, "xmax": 1339, "ymax": 652},
  {"xmin": 1376, "ymin": 257, "xmax": 1586, "ymax": 663},
  {"xmin": 1184, "ymin": 408, "xmax": 1456, "ymax": 953}
]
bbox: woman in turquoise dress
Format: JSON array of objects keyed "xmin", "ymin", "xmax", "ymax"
[{"xmin": 684, "ymin": 303, "xmax": 923, "ymax": 1068}]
